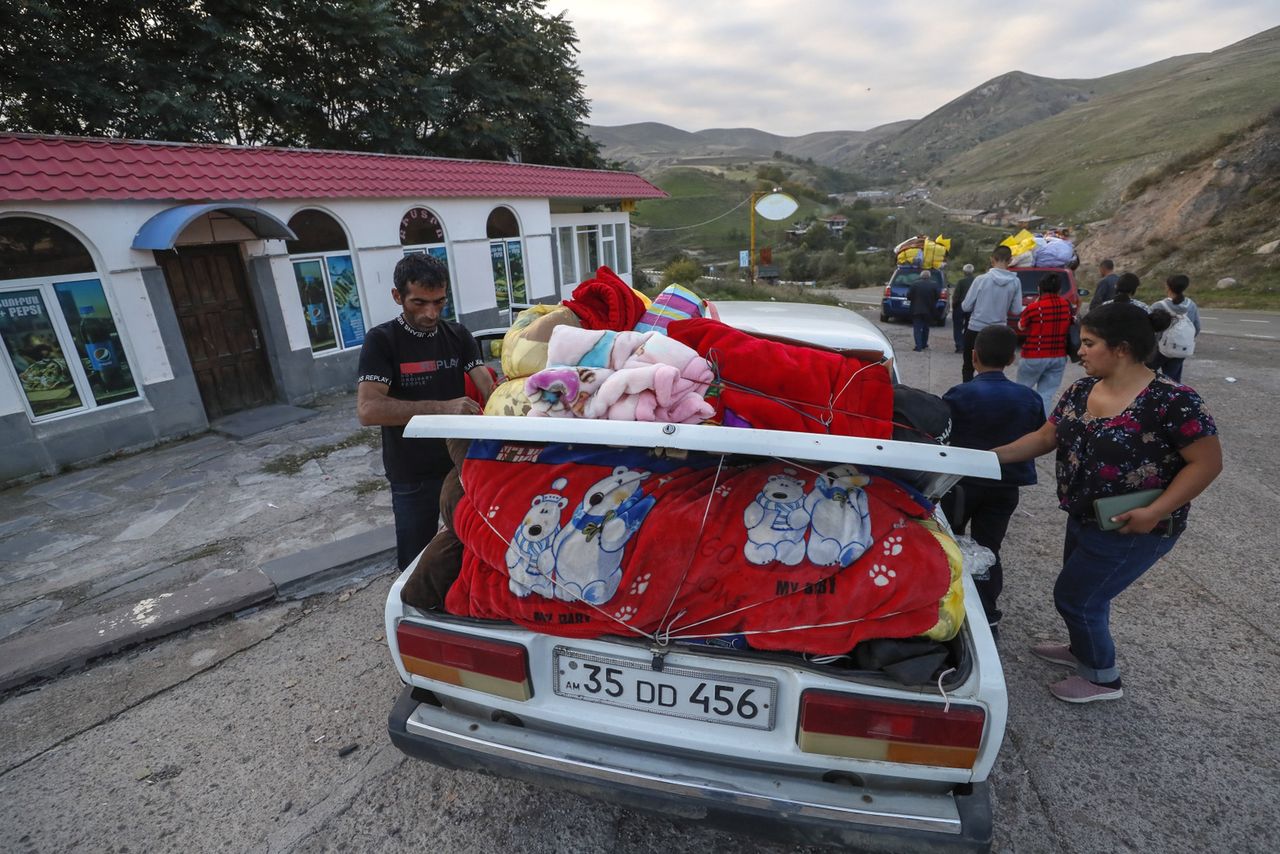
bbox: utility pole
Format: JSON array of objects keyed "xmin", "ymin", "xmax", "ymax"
[{"xmin": 749, "ymin": 190, "xmax": 765, "ymax": 283}]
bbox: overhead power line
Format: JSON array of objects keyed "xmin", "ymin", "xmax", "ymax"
[{"xmin": 642, "ymin": 196, "xmax": 752, "ymax": 232}]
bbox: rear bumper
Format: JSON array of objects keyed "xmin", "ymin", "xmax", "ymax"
[
  {"xmin": 883, "ymin": 299, "xmax": 947, "ymax": 321},
  {"xmin": 388, "ymin": 685, "xmax": 992, "ymax": 853}
]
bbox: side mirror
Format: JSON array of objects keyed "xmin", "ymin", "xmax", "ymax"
[{"xmin": 1077, "ymin": 287, "xmax": 1091, "ymax": 297}]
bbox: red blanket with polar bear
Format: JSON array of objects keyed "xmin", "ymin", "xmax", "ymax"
[{"xmin": 446, "ymin": 441, "xmax": 951, "ymax": 654}]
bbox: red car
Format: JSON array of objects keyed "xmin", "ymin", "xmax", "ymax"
[{"xmin": 1008, "ymin": 266, "xmax": 1085, "ymax": 322}]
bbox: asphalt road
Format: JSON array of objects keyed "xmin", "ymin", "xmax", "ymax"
[{"xmin": 1, "ymin": 325, "xmax": 1276, "ymax": 853}]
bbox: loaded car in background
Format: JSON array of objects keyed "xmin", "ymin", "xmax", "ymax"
[
  {"xmin": 1007, "ymin": 266, "xmax": 1087, "ymax": 323},
  {"xmin": 881, "ymin": 266, "xmax": 949, "ymax": 327},
  {"xmin": 384, "ymin": 302, "xmax": 1007, "ymax": 853}
]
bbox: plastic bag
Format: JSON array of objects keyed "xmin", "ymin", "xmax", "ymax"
[
  {"xmin": 953, "ymin": 535, "xmax": 997, "ymax": 580},
  {"xmin": 1000, "ymin": 229, "xmax": 1036, "ymax": 258}
]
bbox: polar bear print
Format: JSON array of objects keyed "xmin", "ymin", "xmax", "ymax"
[
  {"xmin": 804, "ymin": 464, "xmax": 873, "ymax": 566},
  {"xmin": 506, "ymin": 493, "xmax": 568, "ymax": 598},
  {"xmin": 743, "ymin": 473, "xmax": 811, "ymax": 566},
  {"xmin": 550, "ymin": 466, "xmax": 655, "ymax": 604}
]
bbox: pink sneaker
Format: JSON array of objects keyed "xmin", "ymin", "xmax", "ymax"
[
  {"xmin": 1049, "ymin": 675, "xmax": 1123, "ymax": 704},
  {"xmin": 1031, "ymin": 642, "xmax": 1079, "ymax": 669}
]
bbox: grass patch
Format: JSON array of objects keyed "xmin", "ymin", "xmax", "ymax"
[
  {"xmin": 261, "ymin": 428, "xmax": 380, "ymax": 476},
  {"xmin": 353, "ymin": 478, "xmax": 387, "ymax": 496}
]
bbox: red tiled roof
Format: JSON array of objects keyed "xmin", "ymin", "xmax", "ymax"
[{"xmin": 0, "ymin": 134, "xmax": 666, "ymax": 203}]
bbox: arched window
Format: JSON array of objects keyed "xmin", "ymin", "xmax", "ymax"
[
  {"xmin": 286, "ymin": 209, "xmax": 364, "ymax": 353},
  {"xmin": 0, "ymin": 217, "xmax": 139, "ymax": 420},
  {"xmin": 399, "ymin": 207, "xmax": 454, "ymax": 321},
  {"xmin": 486, "ymin": 206, "xmax": 526, "ymax": 319}
]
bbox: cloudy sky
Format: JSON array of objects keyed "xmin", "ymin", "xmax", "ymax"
[{"xmin": 553, "ymin": 1, "xmax": 1280, "ymax": 136}]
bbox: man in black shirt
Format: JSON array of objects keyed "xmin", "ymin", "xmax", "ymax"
[
  {"xmin": 951, "ymin": 263, "xmax": 975, "ymax": 353},
  {"xmin": 1088, "ymin": 259, "xmax": 1118, "ymax": 310},
  {"xmin": 357, "ymin": 253, "xmax": 494, "ymax": 569}
]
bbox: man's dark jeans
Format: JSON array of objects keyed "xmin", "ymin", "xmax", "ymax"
[
  {"xmin": 952, "ymin": 310, "xmax": 968, "ymax": 351},
  {"xmin": 390, "ymin": 477, "xmax": 445, "ymax": 570},
  {"xmin": 962, "ymin": 328, "xmax": 981, "ymax": 382},
  {"xmin": 942, "ymin": 482, "xmax": 1020, "ymax": 626},
  {"xmin": 912, "ymin": 315, "xmax": 931, "ymax": 350}
]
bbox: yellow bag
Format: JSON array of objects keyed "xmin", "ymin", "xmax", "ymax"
[
  {"xmin": 917, "ymin": 519, "xmax": 966, "ymax": 642},
  {"xmin": 501, "ymin": 304, "xmax": 560, "ymax": 380},
  {"xmin": 484, "ymin": 378, "xmax": 534, "ymax": 417},
  {"xmin": 922, "ymin": 238, "xmax": 949, "ymax": 269},
  {"xmin": 1000, "ymin": 229, "xmax": 1036, "ymax": 258}
]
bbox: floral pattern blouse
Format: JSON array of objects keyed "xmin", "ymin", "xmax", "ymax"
[{"xmin": 1050, "ymin": 376, "xmax": 1217, "ymax": 529}]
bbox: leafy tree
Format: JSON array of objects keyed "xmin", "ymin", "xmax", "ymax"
[{"xmin": 0, "ymin": 0, "xmax": 602, "ymax": 167}]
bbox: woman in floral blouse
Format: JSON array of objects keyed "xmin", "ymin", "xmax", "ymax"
[{"xmin": 994, "ymin": 303, "xmax": 1222, "ymax": 704}]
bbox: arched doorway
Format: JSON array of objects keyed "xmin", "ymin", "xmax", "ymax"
[
  {"xmin": 487, "ymin": 206, "xmax": 527, "ymax": 321},
  {"xmin": 0, "ymin": 216, "xmax": 140, "ymax": 420},
  {"xmin": 147, "ymin": 210, "xmax": 279, "ymax": 420}
]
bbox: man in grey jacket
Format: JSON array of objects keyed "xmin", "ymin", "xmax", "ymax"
[{"xmin": 960, "ymin": 245, "xmax": 1022, "ymax": 381}]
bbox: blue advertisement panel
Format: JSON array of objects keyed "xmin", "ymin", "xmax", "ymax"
[
  {"xmin": 52, "ymin": 278, "xmax": 139, "ymax": 405},
  {"xmin": 327, "ymin": 254, "xmax": 365, "ymax": 348}
]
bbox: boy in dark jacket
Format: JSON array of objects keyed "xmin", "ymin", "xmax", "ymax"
[{"xmin": 940, "ymin": 325, "xmax": 1045, "ymax": 631}]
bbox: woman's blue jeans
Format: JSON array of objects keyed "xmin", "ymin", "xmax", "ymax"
[
  {"xmin": 1054, "ymin": 516, "xmax": 1179, "ymax": 683},
  {"xmin": 390, "ymin": 478, "xmax": 444, "ymax": 570}
]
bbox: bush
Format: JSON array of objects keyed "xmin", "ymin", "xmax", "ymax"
[{"xmin": 661, "ymin": 258, "xmax": 702, "ymax": 288}]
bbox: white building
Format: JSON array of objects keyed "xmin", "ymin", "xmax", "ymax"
[{"xmin": 0, "ymin": 134, "xmax": 664, "ymax": 482}]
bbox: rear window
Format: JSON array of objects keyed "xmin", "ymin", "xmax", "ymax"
[
  {"xmin": 1015, "ymin": 270, "xmax": 1070, "ymax": 297},
  {"xmin": 889, "ymin": 268, "xmax": 941, "ymax": 289}
]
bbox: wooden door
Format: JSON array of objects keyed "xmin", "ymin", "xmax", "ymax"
[{"xmin": 157, "ymin": 245, "xmax": 275, "ymax": 419}]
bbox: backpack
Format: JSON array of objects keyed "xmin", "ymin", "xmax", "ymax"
[{"xmin": 1157, "ymin": 306, "xmax": 1196, "ymax": 358}]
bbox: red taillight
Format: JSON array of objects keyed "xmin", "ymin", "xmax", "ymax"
[
  {"xmin": 798, "ymin": 690, "xmax": 985, "ymax": 769},
  {"xmin": 397, "ymin": 623, "xmax": 532, "ymax": 701},
  {"xmin": 939, "ymin": 288, "xmax": 948, "ymax": 300},
  {"xmin": 883, "ymin": 285, "xmax": 892, "ymax": 297}
]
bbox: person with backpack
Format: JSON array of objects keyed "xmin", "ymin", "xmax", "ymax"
[{"xmin": 1149, "ymin": 274, "xmax": 1201, "ymax": 383}]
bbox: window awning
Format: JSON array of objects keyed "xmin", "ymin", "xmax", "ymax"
[{"xmin": 132, "ymin": 203, "xmax": 296, "ymax": 250}]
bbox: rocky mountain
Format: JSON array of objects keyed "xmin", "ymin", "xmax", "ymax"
[
  {"xmin": 1074, "ymin": 106, "xmax": 1280, "ymax": 293},
  {"xmin": 588, "ymin": 25, "xmax": 1280, "ymax": 221}
]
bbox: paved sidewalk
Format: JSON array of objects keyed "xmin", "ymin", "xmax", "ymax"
[{"xmin": 0, "ymin": 390, "xmax": 399, "ymax": 693}]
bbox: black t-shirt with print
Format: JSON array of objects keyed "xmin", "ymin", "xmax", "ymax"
[{"xmin": 357, "ymin": 315, "xmax": 483, "ymax": 482}]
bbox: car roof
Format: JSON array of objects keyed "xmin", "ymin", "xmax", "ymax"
[{"xmin": 712, "ymin": 300, "xmax": 896, "ymax": 359}]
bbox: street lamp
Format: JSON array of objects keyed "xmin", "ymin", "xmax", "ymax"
[{"xmin": 749, "ymin": 188, "xmax": 798, "ymax": 283}]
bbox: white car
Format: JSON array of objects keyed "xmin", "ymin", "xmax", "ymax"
[{"xmin": 384, "ymin": 302, "xmax": 1005, "ymax": 852}]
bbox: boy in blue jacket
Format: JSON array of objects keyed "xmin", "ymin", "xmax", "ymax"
[{"xmin": 940, "ymin": 325, "xmax": 1046, "ymax": 632}]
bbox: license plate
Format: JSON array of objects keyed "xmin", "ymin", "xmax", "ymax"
[{"xmin": 553, "ymin": 647, "xmax": 777, "ymax": 730}]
